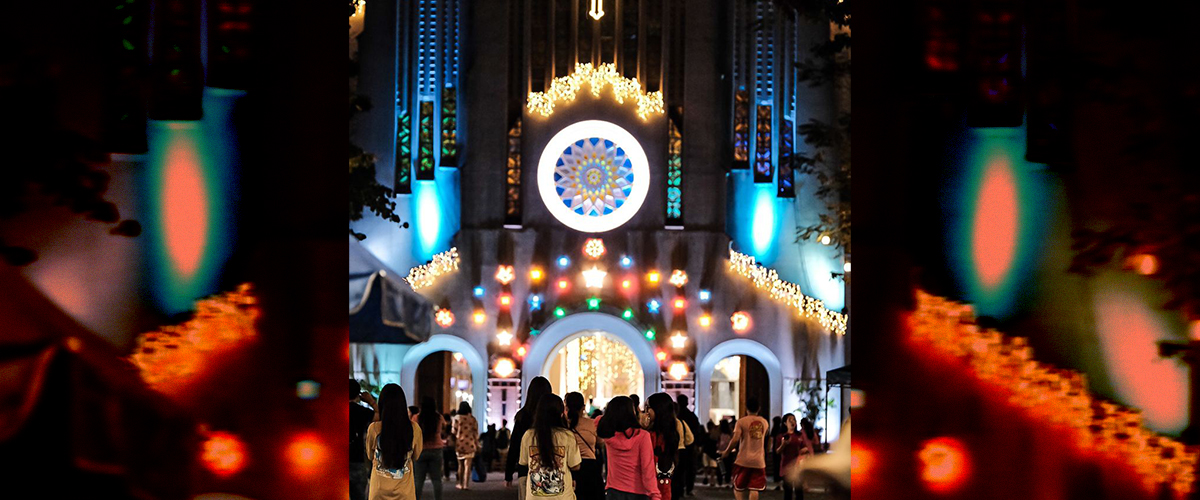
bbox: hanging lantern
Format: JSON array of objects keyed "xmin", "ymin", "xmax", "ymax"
[
  {"xmin": 584, "ymin": 238, "xmax": 607, "ymax": 259},
  {"xmin": 668, "ymin": 361, "xmax": 689, "ymax": 381},
  {"xmin": 495, "ymin": 265, "xmax": 516, "ymax": 285},
  {"xmin": 494, "ymin": 358, "xmax": 516, "ymax": 378},
  {"xmin": 435, "ymin": 308, "xmax": 455, "ymax": 327},
  {"xmin": 731, "ymin": 311, "xmax": 752, "ymax": 333}
]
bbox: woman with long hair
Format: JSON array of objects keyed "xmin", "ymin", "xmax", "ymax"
[
  {"xmin": 717, "ymin": 420, "xmax": 733, "ymax": 487},
  {"xmin": 565, "ymin": 392, "xmax": 602, "ymax": 500},
  {"xmin": 506, "ymin": 376, "xmax": 554, "ymax": 500},
  {"xmin": 452, "ymin": 401, "xmax": 480, "ymax": 490},
  {"xmin": 365, "ymin": 384, "xmax": 424, "ymax": 500},
  {"xmin": 644, "ymin": 393, "xmax": 680, "ymax": 500},
  {"xmin": 774, "ymin": 414, "xmax": 810, "ymax": 500},
  {"xmin": 596, "ymin": 396, "xmax": 660, "ymax": 500},
  {"xmin": 518, "ymin": 394, "xmax": 582, "ymax": 499},
  {"xmin": 412, "ymin": 397, "xmax": 446, "ymax": 500}
]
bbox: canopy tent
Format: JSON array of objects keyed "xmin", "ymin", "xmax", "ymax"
[
  {"xmin": 0, "ymin": 264, "xmax": 197, "ymax": 499},
  {"xmin": 349, "ymin": 235, "xmax": 433, "ymax": 344}
]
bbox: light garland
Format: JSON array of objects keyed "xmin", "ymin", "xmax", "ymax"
[
  {"xmin": 405, "ymin": 247, "xmax": 460, "ymax": 290},
  {"xmin": 728, "ymin": 249, "xmax": 847, "ymax": 336},
  {"xmin": 527, "ymin": 63, "xmax": 665, "ymax": 120},
  {"xmin": 911, "ymin": 289, "xmax": 1198, "ymax": 496},
  {"xmin": 129, "ymin": 283, "xmax": 260, "ymax": 394}
]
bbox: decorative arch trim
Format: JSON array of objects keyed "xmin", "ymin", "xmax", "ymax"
[
  {"xmin": 400, "ymin": 334, "xmax": 488, "ymax": 425},
  {"xmin": 522, "ymin": 312, "xmax": 660, "ymax": 399},
  {"xmin": 695, "ymin": 338, "xmax": 784, "ymax": 423}
]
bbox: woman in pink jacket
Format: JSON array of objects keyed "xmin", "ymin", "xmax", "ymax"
[{"xmin": 596, "ymin": 396, "xmax": 661, "ymax": 500}]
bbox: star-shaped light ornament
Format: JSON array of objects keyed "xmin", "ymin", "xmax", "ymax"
[
  {"xmin": 669, "ymin": 270, "xmax": 688, "ymax": 287},
  {"xmin": 495, "ymin": 265, "xmax": 516, "ymax": 285},
  {"xmin": 583, "ymin": 266, "xmax": 607, "ymax": 289}
]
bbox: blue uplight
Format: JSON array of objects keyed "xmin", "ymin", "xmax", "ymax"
[
  {"xmin": 620, "ymin": 255, "xmax": 633, "ymax": 268},
  {"xmin": 529, "ymin": 294, "xmax": 543, "ymax": 311},
  {"xmin": 647, "ymin": 299, "xmax": 661, "ymax": 313},
  {"xmin": 699, "ymin": 289, "xmax": 711, "ymax": 301},
  {"xmin": 473, "ymin": 286, "xmax": 485, "ymax": 298},
  {"xmin": 557, "ymin": 256, "xmax": 571, "ymax": 268}
]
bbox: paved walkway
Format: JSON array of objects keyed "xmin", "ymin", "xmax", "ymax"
[{"xmin": 421, "ymin": 472, "xmax": 833, "ymax": 500}]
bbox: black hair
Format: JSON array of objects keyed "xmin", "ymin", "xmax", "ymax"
[
  {"xmin": 532, "ymin": 393, "xmax": 567, "ymax": 469},
  {"xmin": 418, "ymin": 396, "xmax": 442, "ymax": 442},
  {"xmin": 565, "ymin": 392, "xmax": 586, "ymax": 430},
  {"xmin": 458, "ymin": 401, "xmax": 472, "ymax": 415},
  {"xmin": 409, "ymin": 405, "xmax": 420, "ymax": 417},
  {"xmin": 647, "ymin": 393, "xmax": 679, "ymax": 471},
  {"xmin": 745, "ymin": 397, "xmax": 760, "ymax": 414},
  {"xmin": 596, "ymin": 396, "xmax": 639, "ymax": 439},
  {"xmin": 676, "ymin": 393, "xmax": 689, "ymax": 408},
  {"xmin": 378, "ymin": 384, "xmax": 413, "ymax": 469},
  {"xmin": 783, "ymin": 414, "xmax": 798, "ymax": 433},
  {"xmin": 515, "ymin": 376, "xmax": 553, "ymax": 429},
  {"xmin": 719, "ymin": 419, "xmax": 732, "ymax": 434},
  {"xmin": 630, "ymin": 394, "xmax": 641, "ymax": 410},
  {"xmin": 800, "ymin": 418, "xmax": 816, "ymax": 440},
  {"xmin": 350, "ymin": 379, "xmax": 362, "ymax": 400}
]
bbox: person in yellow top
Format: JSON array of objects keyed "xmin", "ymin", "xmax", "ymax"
[
  {"xmin": 366, "ymin": 384, "xmax": 426, "ymax": 500},
  {"xmin": 518, "ymin": 394, "xmax": 582, "ymax": 500}
]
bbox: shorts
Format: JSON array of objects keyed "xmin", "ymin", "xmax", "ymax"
[{"xmin": 731, "ymin": 464, "xmax": 766, "ymax": 491}]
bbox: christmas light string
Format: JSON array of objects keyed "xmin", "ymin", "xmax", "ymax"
[
  {"xmin": 527, "ymin": 63, "xmax": 665, "ymax": 120},
  {"xmin": 405, "ymin": 247, "xmax": 460, "ymax": 290},
  {"xmin": 910, "ymin": 289, "xmax": 1197, "ymax": 496},
  {"xmin": 728, "ymin": 249, "xmax": 847, "ymax": 336}
]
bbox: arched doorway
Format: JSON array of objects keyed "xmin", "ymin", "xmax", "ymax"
[
  {"xmin": 523, "ymin": 312, "xmax": 659, "ymax": 401},
  {"xmin": 706, "ymin": 355, "xmax": 770, "ymax": 424},
  {"xmin": 414, "ymin": 351, "xmax": 475, "ymax": 413},
  {"xmin": 544, "ymin": 331, "xmax": 646, "ymax": 412},
  {"xmin": 400, "ymin": 334, "xmax": 488, "ymax": 425},
  {"xmin": 696, "ymin": 339, "xmax": 783, "ymax": 425}
]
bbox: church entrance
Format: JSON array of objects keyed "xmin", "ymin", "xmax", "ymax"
[{"xmin": 543, "ymin": 330, "xmax": 646, "ymax": 413}]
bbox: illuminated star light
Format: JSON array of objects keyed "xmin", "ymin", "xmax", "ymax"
[
  {"xmin": 583, "ymin": 267, "xmax": 607, "ymax": 289},
  {"xmin": 435, "ymin": 308, "xmax": 455, "ymax": 327},
  {"xmin": 647, "ymin": 299, "xmax": 661, "ymax": 313},
  {"xmin": 670, "ymin": 332, "xmax": 687, "ymax": 349},
  {"xmin": 497, "ymin": 330, "xmax": 513, "ymax": 346},
  {"xmin": 668, "ymin": 362, "xmax": 689, "ymax": 381},
  {"xmin": 669, "ymin": 270, "xmax": 688, "ymax": 287}
]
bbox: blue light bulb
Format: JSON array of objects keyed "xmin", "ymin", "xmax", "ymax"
[
  {"xmin": 557, "ymin": 256, "xmax": 571, "ymax": 268},
  {"xmin": 529, "ymin": 294, "xmax": 542, "ymax": 311},
  {"xmin": 620, "ymin": 256, "xmax": 633, "ymax": 268},
  {"xmin": 473, "ymin": 286, "xmax": 485, "ymax": 297},
  {"xmin": 699, "ymin": 289, "xmax": 711, "ymax": 301},
  {"xmin": 647, "ymin": 299, "xmax": 660, "ymax": 313}
]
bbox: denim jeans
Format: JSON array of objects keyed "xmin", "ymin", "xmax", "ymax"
[
  {"xmin": 606, "ymin": 488, "xmax": 649, "ymax": 500},
  {"xmin": 413, "ymin": 448, "xmax": 444, "ymax": 500}
]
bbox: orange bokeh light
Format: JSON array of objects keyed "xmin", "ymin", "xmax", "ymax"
[
  {"xmin": 473, "ymin": 311, "xmax": 486, "ymax": 324},
  {"xmin": 699, "ymin": 315, "xmax": 712, "ymax": 327},
  {"xmin": 673, "ymin": 298, "xmax": 686, "ymax": 310},
  {"xmin": 851, "ymin": 445, "xmax": 872, "ymax": 478},
  {"xmin": 499, "ymin": 294, "xmax": 512, "ymax": 306},
  {"xmin": 1191, "ymin": 320, "xmax": 1200, "ymax": 341},
  {"xmin": 1126, "ymin": 253, "xmax": 1159, "ymax": 275},
  {"xmin": 201, "ymin": 431, "xmax": 247, "ymax": 477},
  {"xmin": 647, "ymin": 271, "xmax": 661, "ymax": 283},
  {"xmin": 163, "ymin": 138, "xmax": 209, "ymax": 280},
  {"xmin": 287, "ymin": 432, "xmax": 328, "ymax": 477},
  {"xmin": 517, "ymin": 346, "xmax": 527, "ymax": 357},
  {"xmin": 530, "ymin": 268, "xmax": 544, "ymax": 281},
  {"xmin": 918, "ymin": 437, "xmax": 971, "ymax": 493},
  {"xmin": 656, "ymin": 351, "xmax": 667, "ymax": 362},
  {"xmin": 972, "ymin": 157, "xmax": 1018, "ymax": 290},
  {"xmin": 622, "ymin": 279, "xmax": 632, "ymax": 289}
]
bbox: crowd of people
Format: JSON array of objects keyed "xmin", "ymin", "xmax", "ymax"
[{"xmin": 351, "ymin": 378, "xmax": 823, "ymax": 500}]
